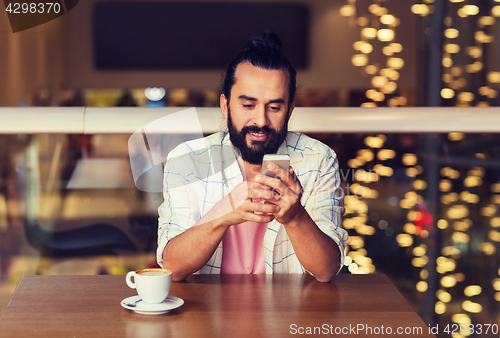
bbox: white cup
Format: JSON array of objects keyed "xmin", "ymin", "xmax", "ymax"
[{"xmin": 126, "ymin": 268, "xmax": 172, "ymax": 304}]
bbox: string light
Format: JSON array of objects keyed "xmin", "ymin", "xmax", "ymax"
[
  {"xmin": 377, "ymin": 29, "xmax": 395, "ymax": 41},
  {"xmin": 341, "ymin": 1, "xmax": 406, "ymax": 107},
  {"xmin": 435, "ymin": 302, "xmax": 446, "ymax": 314},
  {"xmin": 343, "ymin": 5, "xmax": 499, "ymax": 319},
  {"xmin": 352, "ymin": 54, "xmax": 368, "ymax": 66},
  {"xmin": 413, "ymin": 180, "xmax": 427, "ymax": 190},
  {"xmin": 441, "ymin": 275, "xmax": 457, "ymax": 288},
  {"xmin": 478, "ymin": 16, "xmax": 495, "ymax": 26},
  {"xmin": 380, "ymin": 14, "xmax": 396, "ymax": 25},
  {"xmin": 437, "ymin": 220, "xmax": 448, "ymax": 230},
  {"xmin": 389, "ymin": 42, "xmax": 403, "ymax": 52},
  {"xmin": 488, "ymin": 72, "xmax": 500, "ymax": 83},
  {"xmin": 457, "ymin": 92, "xmax": 474, "ymax": 102},
  {"xmin": 396, "ymin": 234, "xmax": 413, "ymax": 247},
  {"xmin": 425, "ymin": 1, "xmax": 500, "ymax": 106},
  {"xmin": 491, "ymin": 6, "xmax": 500, "ymax": 16},
  {"xmin": 360, "ymin": 43, "xmax": 373, "ymax": 54},
  {"xmin": 479, "ymin": 242, "xmax": 496, "ymax": 255},
  {"xmin": 445, "ymin": 28, "xmax": 459, "ymax": 38},
  {"xmin": 462, "ymin": 300, "xmax": 482, "ymax": 313},
  {"xmin": 437, "ymin": 290, "xmax": 452, "ymax": 303},
  {"xmin": 361, "ymin": 27, "xmax": 378, "ymax": 39},
  {"xmin": 365, "ymin": 65, "xmax": 378, "ymax": 74},
  {"xmin": 441, "ymin": 88, "xmax": 455, "ymax": 99},
  {"xmin": 462, "ymin": 5, "xmax": 479, "ymax": 16},
  {"xmin": 416, "ymin": 281, "xmax": 428, "ymax": 292},
  {"xmin": 340, "ymin": 4, "xmax": 356, "ymax": 17},
  {"xmin": 444, "ymin": 44, "xmax": 460, "ymax": 53},
  {"xmin": 387, "ymin": 58, "xmax": 404, "ymax": 69}
]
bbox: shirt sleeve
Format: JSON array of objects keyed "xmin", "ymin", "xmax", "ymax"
[
  {"xmin": 302, "ymin": 149, "xmax": 348, "ymax": 275},
  {"xmin": 156, "ymin": 155, "xmax": 201, "ymax": 268}
]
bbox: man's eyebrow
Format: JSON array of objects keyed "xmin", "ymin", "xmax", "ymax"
[
  {"xmin": 238, "ymin": 95, "xmax": 257, "ymax": 101},
  {"xmin": 238, "ymin": 95, "xmax": 285, "ymax": 104}
]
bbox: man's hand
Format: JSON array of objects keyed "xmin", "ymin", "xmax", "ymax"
[
  {"xmin": 253, "ymin": 164, "xmax": 340, "ymax": 282},
  {"xmin": 220, "ymin": 180, "xmax": 278, "ymax": 226},
  {"xmin": 253, "ymin": 164, "xmax": 306, "ymax": 225}
]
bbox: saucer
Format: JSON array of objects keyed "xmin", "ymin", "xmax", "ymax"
[{"xmin": 121, "ymin": 295, "xmax": 184, "ymax": 315}]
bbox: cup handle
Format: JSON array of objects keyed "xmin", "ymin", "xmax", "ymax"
[{"xmin": 126, "ymin": 271, "xmax": 137, "ymax": 289}]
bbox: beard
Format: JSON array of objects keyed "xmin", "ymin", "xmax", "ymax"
[{"xmin": 227, "ymin": 107, "xmax": 289, "ymax": 165}]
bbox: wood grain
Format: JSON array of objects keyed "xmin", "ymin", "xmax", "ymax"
[{"xmin": 0, "ymin": 274, "xmax": 435, "ymax": 338}]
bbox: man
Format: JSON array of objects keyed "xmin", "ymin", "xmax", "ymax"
[{"xmin": 157, "ymin": 32, "xmax": 347, "ymax": 282}]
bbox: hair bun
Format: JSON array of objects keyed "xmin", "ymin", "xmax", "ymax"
[{"xmin": 244, "ymin": 31, "xmax": 283, "ymax": 55}]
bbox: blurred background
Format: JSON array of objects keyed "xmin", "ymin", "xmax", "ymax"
[{"xmin": 1, "ymin": 1, "xmax": 500, "ymax": 337}]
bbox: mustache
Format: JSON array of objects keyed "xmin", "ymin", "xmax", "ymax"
[{"xmin": 241, "ymin": 125, "xmax": 277, "ymax": 136}]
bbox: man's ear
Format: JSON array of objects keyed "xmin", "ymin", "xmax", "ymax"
[
  {"xmin": 287, "ymin": 101, "xmax": 295, "ymax": 120},
  {"xmin": 220, "ymin": 94, "xmax": 229, "ymax": 120}
]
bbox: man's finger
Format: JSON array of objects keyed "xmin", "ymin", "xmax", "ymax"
[
  {"xmin": 248, "ymin": 186, "xmax": 276, "ymax": 200},
  {"xmin": 269, "ymin": 164, "xmax": 301, "ymax": 192},
  {"xmin": 247, "ymin": 200, "xmax": 280, "ymax": 214}
]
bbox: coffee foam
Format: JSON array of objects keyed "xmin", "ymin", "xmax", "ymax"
[{"xmin": 137, "ymin": 269, "xmax": 171, "ymax": 276}]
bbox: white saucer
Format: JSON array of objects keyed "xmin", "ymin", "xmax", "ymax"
[{"xmin": 121, "ymin": 295, "xmax": 184, "ymax": 315}]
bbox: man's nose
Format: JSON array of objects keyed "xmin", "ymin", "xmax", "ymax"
[{"xmin": 253, "ymin": 106, "xmax": 269, "ymax": 128}]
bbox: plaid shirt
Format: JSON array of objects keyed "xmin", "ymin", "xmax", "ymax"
[{"xmin": 157, "ymin": 131, "xmax": 348, "ymax": 275}]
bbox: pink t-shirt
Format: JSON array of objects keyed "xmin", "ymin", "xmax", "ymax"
[{"xmin": 221, "ymin": 221, "xmax": 268, "ymax": 274}]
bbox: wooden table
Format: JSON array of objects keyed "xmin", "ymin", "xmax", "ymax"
[{"xmin": 0, "ymin": 274, "xmax": 435, "ymax": 337}]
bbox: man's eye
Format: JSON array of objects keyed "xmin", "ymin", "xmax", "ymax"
[
  {"xmin": 243, "ymin": 104, "xmax": 254, "ymax": 108},
  {"xmin": 269, "ymin": 106, "xmax": 280, "ymax": 111}
]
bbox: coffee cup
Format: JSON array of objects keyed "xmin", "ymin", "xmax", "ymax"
[{"xmin": 126, "ymin": 268, "xmax": 172, "ymax": 304}]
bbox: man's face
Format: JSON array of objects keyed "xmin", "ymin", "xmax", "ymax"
[{"xmin": 221, "ymin": 62, "xmax": 294, "ymax": 165}]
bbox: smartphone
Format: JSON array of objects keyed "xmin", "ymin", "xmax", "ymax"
[{"xmin": 262, "ymin": 154, "xmax": 290, "ymax": 179}]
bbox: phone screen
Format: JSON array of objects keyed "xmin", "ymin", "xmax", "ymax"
[{"xmin": 262, "ymin": 154, "xmax": 290, "ymax": 179}]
